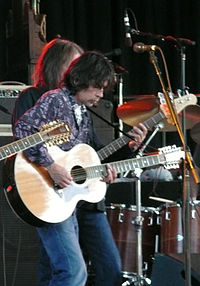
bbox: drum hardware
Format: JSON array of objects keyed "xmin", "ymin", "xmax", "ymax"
[
  {"xmin": 122, "ymin": 277, "xmax": 151, "ymax": 286},
  {"xmin": 117, "ymin": 204, "xmax": 126, "ymax": 222},
  {"xmin": 153, "ymin": 208, "xmax": 160, "ymax": 255},
  {"xmin": 107, "ymin": 194, "xmax": 200, "ymax": 284},
  {"xmin": 119, "ymin": 168, "xmax": 153, "ymax": 286},
  {"xmin": 133, "ymin": 168, "xmax": 145, "ymax": 285},
  {"xmin": 131, "ymin": 123, "xmax": 163, "ymax": 285},
  {"xmin": 119, "ymin": 121, "xmax": 162, "ymax": 285},
  {"xmin": 149, "ymin": 196, "xmax": 175, "ymax": 204},
  {"xmin": 138, "ymin": 123, "xmax": 164, "ymax": 157},
  {"xmin": 106, "ymin": 204, "xmax": 160, "ymax": 284},
  {"xmin": 154, "ymin": 234, "xmax": 159, "ymax": 253},
  {"xmin": 117, "ymin": 72, "xmax": 124, "ymax": 138},
  {"xmin": 119, "ymin": 211, "xmax": 124, "ymax": 222}
]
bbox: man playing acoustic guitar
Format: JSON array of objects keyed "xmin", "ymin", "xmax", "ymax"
[{"xmin": 12, "ymin": 50, "xmax": 147, "ymax": 286}]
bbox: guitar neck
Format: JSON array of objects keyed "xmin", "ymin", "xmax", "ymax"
[
  {"xmin": 143, "ymin": 110, "xmax": 165, "ymax": 129},
  {"xmin": 87, "ymin": 153, "xmax": 165, "ymax": 179},
  {"xmin": 98, "ymin": 110, "xmax": 165, "ymax": 161},
  {"xmin": 0, "ymin": 133, "xmax": 44, "ymax": 161}
]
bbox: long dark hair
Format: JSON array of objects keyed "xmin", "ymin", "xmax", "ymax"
[
  {"xmin": 63, "ymin": 51, "xmax": 116, "ymax": 94},
  {"xmin": 32, "ymin": 38, "xmax": 84, "ymax": 90}
]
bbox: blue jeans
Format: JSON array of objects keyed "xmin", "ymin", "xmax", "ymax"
[
  {"xmin": 76, "ymin": 209, "xmax": 122, "ymax": 286},
  {"xmin": 36, "ymin": 214, "xmax": 87, "ymax": 286}
]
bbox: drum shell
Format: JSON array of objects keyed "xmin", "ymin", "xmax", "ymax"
[{"xmin": 160, "ymin": 203, "xmax": 200, "ymax": 254}]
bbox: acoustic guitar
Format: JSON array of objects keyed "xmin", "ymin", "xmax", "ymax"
[{"xmin": 4, "ymin": 144, "xmax": 184, "ymax": 226}]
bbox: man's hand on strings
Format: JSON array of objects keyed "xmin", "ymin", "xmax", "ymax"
[
  {"xmin": 128, "ymin": 123, "xmax": 147, "ymax": 151},
  {"xmin": 47, "ymin": 162, "xmax": 72, "ymax": 188}
]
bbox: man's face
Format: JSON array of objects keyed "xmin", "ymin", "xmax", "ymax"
[{"xmin": 74, "ymin": 83, "xmax": 108, "ymax": 107}]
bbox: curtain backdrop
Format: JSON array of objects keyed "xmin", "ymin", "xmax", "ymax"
[
  {"xmin": 1, "ymin": 0, "xmax": 200, "ymax": 95},
  {"xmin": 39, "ymin": 0, "xmax": 200, "ymax": 97},
  {"xmin": 1, "ymin": 0, "xmax": 200, "ymax": 151}
]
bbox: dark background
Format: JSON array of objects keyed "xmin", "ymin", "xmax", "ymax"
[
  {"xmin": 0, "ymin": 0, "xmax": 200, "ymax": 152},
  {"xmin": 0, "ymin": 1, "xmax": 200, "ymax": 285},
  {"xmin": 1, "ymin": 0, "xmax": 200, "ymax": 95}
]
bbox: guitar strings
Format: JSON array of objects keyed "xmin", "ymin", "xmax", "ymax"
[{"xmin": 71, "ymin": 164, "xmax": 107, "ymax": 181}]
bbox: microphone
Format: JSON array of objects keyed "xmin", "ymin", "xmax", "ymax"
[
  {"xmin": 104, "ymin": 48, "xmax": 122, "ymax": 57},
  {"xmin": 133, "ymin": 42, "xmax": 158, "ymax": 53},
  {"xmin": 124, "ymin": 9, "xmax": 132, "ymax": 47}
]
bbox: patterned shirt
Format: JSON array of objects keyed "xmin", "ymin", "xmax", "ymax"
[{"xmin": 13, "ymin": 87, "xmax": 91, "ymax": 167}]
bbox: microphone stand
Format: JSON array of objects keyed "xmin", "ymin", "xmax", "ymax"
[
  {"xmin": 130, "ymin": 29, "xmax": 196, "ymax": 47},
  {"xmin": 149, "ymin": 48, "xmax": 200, "ymax": 286},
  {"xmin": 179, "ymin": 44, "xmax": 192, "ymax": 286}
]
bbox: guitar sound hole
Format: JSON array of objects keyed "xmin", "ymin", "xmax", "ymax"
[{"xmin": 71, "ymin": 165, "xmax": 86, "ymax": 184}]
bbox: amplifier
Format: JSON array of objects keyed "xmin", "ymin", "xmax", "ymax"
[
  {"xmin": 0, "ymin": 124, "xmax": 12, "ymax": 136},
  {"xmin": 0, "ymin": 84, "xmax": 29, "ymax": 131},
  {"xmin": 0, "ymin": 96, "xmax": 15, "ymax": 116},
  {"xmin": 0, "ymin": 83, "xmax": 115, "ymax": 143},
  {"xmin": 0, "ymin": 84, "xmax": 27, "ymax": 136}
]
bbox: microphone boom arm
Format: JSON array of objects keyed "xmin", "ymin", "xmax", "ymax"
[{"xmin": 130, "ymin": 29, "xmax": 196, "ymax": 47}]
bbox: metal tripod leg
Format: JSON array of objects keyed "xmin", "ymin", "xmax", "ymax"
[
  {"xmin": 134, "ymin": 174, "xmax": 144, "ymax": 285},
  {"xmin": 122, "ymin": 169, "xmax": 152, "ymax": 286}
]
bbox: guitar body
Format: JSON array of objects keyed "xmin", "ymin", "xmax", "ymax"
[{"xmin": 4, "ymin": 144, "xmax": 106, "ymax": 226}]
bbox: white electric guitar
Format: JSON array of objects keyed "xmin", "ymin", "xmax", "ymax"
[{"xmin": 97, "ymin": 93, "xmax": 197, "ymax": 160}]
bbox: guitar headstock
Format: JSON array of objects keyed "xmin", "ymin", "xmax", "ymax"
[
  {"xmin": 174, "ymin": 93, "xmax": 197, "ymax": 113},
  {"xmin": 158, "ymin": 92, "xmax": 197, "ymax": 124},
  {"xmin": 40, "ymin": 120, "xmax": 71, "ymax": 146},
  {"xmin": 158, "ymin": 92, "xmax": 173, "ymax": 119},
  {"xmin": 159, "ymin": 145, "xmax": 185, "ymax": 169}
]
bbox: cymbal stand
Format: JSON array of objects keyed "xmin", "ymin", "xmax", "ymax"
[
  {"xmin": 122, "ymin": 126, "xmax": 161, "ymax": 286},
  {"xmin": 118, "ymin": 73, "xmax": 124, "ymax": 137},
  {"xmin": 122, "ymin": 168, "xmax": 149, "ymax": 286},
  {"xmin": 137, "ymin": 123, "xmax": 164, "ymax": 157},
  {"xmin": 134, "ymin": 168, "xmax": 146, "ymax": 286}
]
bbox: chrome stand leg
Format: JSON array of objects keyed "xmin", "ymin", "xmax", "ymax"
[{"xmin": 122, "ymin": 169, "xmax": 151, "ymax": 286}]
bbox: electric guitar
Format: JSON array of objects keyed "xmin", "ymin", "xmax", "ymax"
[
  {"xmin": 4, "ymin": 144, "xmax": 184, "ymax": 226},
  {"xmin": 98, "ymin": 93, "xmax": 196, "ymax": 161},
  {"xmin": 0, "ymin": 120, "xmax": 71, "ymax": 161}
]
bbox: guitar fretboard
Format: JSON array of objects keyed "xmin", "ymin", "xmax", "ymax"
[
  {"xmin": 0, "ymin": 133, "xmax": 43, "ymax": 161},
  {"xmin": 98, "ymin": 110, "xmax": 165, "ymax": 161},
  {"xmin": 87, "ymin": 153, "xmax": 165, "ymax": 179}
]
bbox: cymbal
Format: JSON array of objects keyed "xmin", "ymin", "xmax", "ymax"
[
  {"xmin": 117, "ymin": 97, "xmax": 200, "ymax": 132},
  {"xmin": 190, "ymin": 122, "xmax": 200, "ymax": 144}
]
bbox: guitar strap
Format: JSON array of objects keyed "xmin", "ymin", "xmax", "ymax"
[{"xmin": 87, "ymin": 106, "xmax": 134, "ymax": 140}]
